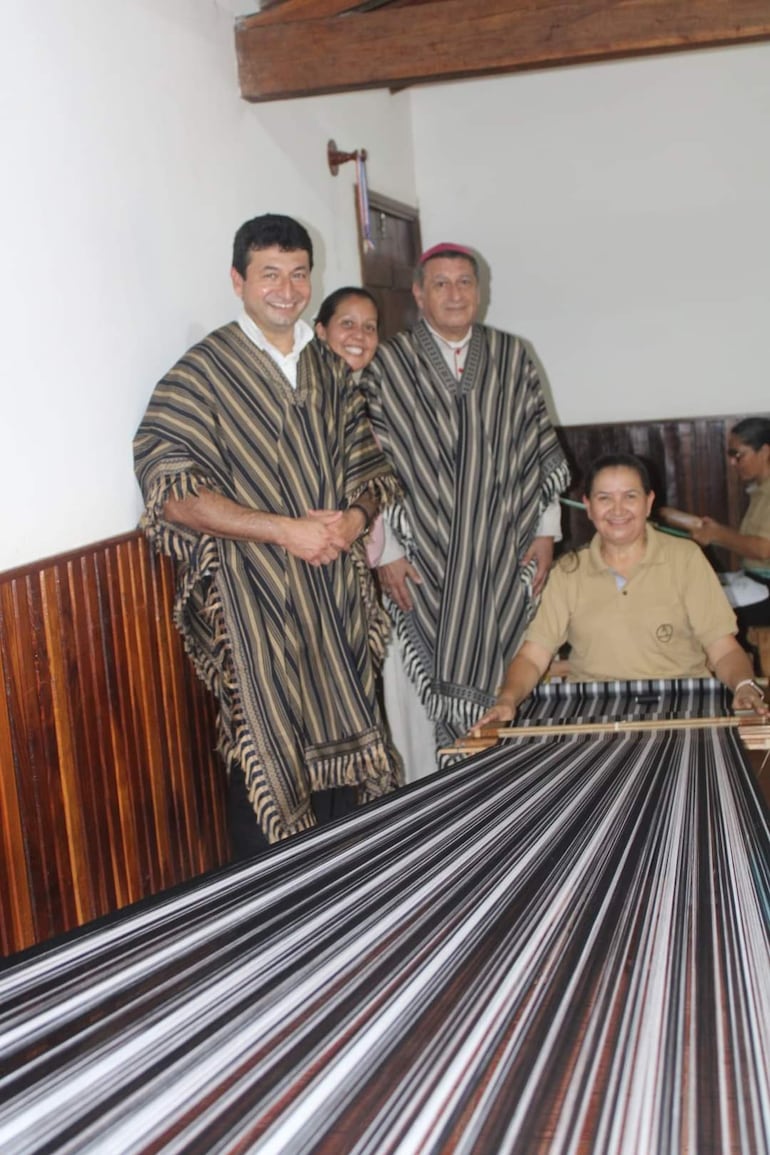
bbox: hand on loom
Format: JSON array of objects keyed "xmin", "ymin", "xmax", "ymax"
[
  {"xmin": 469, "ymin": 645, "xmax": 552, "ymax": 736},
  {"xmin": 469, "ymin": 697, "xmax": 517, "ymax": 735},
  {"xmin": 731, "ymin": 680, "xmax": 770, "ymax": 717},
  {"xmin": 708, "ymin": 636, "xmax": 769, "ymax": 717}
]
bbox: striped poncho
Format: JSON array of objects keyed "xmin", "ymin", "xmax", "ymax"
[
  {"xmin": 134, "ymin": 323, "xmax": 402, "ymax": 843},
  {"xmin": 362, "ymin": 320, "xmax": 569, "ymax": 738}
]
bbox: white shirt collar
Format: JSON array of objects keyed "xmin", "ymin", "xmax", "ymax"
[
  {"xmin": 237, "ymin": 310, "xmax": 314, "ymax": 389},
  {"xmin": 424, "ymin": 319, "xmax": 473, "ymax": 380}
]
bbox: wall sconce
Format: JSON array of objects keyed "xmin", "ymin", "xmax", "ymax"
[
  {"xmin": 327, "ymin": 139, "xmax": 375, "ymax": 253},
  {"xmin": 327, "ymin": 139, "xmax": 368, "ymax": 176}
]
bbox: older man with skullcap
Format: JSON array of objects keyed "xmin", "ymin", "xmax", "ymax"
[{"xmin": 361, "ymin": 242, "xmax": 569, "ymax": 779}]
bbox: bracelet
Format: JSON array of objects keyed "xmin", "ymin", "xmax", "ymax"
[
  {"xmin": 348, "ymin": 502, "xmax": 373, "ymax": 535},
  {"xmin": 733, "ymin": 678, "xmax": 764, "ymax": 697}
]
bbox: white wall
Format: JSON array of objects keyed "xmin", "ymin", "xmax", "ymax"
[
  {"xmin": 3, "ymin": 3, "xmax": 768, "ymax": 571},
  {"xmin": 410, "ymin": 45, "xmax": 770, "ymax": 426},
  {"xmin": 0, "ymin": 0, "xmax": 415, "ymax": 570}
]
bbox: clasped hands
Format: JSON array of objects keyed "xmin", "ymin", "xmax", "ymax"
[{"xmin": 283, "ymin": 508, "xmax": 366, "ymax": 566}]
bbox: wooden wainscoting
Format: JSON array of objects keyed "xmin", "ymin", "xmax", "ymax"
[
  {"xmin": 0, "ymin": 531, "xmax": 227, "ymax": 957},
  {"xmin": 556, "ymin": 414, "xmax": 757, "ymax": 550}
]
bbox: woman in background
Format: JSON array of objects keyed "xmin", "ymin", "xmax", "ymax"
[
  {"xmin": 315, "ymin": 287, "xmax": 385, "ymax": 567},
  {"xmin": 691, "ymin": 416, "xmax": 770, "ymax": 645}
]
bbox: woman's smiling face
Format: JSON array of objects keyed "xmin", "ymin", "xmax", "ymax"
[
  {"xmin": 316, "ymin": 294, "xmax": 379, "ymax": 373},
  {"xmin": 583, "ymin": 466, "xmax": 654, "ymax": 548}
]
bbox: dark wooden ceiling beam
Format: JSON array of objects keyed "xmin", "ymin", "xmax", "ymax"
[
  {"xmin": 250, "ymin": 0, "xmax": 363, "ymax": 26},
  {"xmin": 235, "ymin": 0, "xmax": 770, "ymax": 101}
]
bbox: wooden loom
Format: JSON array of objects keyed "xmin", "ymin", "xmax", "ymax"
[{"xmin": 442, "ymin": 701, "xmax": 770, "ymax": 764}]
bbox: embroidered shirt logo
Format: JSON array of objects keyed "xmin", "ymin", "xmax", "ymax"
[{"xmin": 656, "ymin": 624, "xmax": 674, "ymax": 644}]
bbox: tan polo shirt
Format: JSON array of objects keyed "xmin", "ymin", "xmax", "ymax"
[
  {"xmin": 525, "ymin": 527, "xmax": 737, "ymax": 681},
  {"xmin": 739, "ymin": 476, "xmax": 770, "ymax": 578}
]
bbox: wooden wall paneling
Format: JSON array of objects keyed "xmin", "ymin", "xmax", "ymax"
[
  {"xmin": 152, "ymin": 545, "xmax": 227, "ymax": 875},
  {"xmin": 0, "ymin": 631, "xmax": 34, "ymax": 955},
  {"xmin": 556, "ymin": 414, "xmax": 759, "ymax": 561},
  {"xmin": 0, "ymin": 532, "xmax": 227, "ymax": 956},
  {"xmin": 95, "ymin": 539, "xmax": 151, "ymax": 902},
  {"xmin": 145, "ymin": 539, "xmax": 192, "ymax": 881},
  {"xmin": 80, "ymin": 547, "xmax": 134, "ymax": 914},
  {"xmin": 5, "ymin": 574, "xmax": 77, "ymax": 944},
  {"xmin": 68, "ymin": 550, "xmax": 122, "ymax": 916},
  {"xmin": 101, "ymin": 541, "xmax": 148, "ymax": 907},
  {"xmin": 39, "ymin": 562, "xmax": 93, "ymax": 929},
  {"xmin": 124, "ymin": 535, "xmax": 177, "ymax": 892},
  {"xmin": 117, "ymin": 534, "xmax": 184, "ymax": 898}
]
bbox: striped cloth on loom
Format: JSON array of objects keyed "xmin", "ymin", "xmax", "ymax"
[{"xmin": 1, "ymin": 680, "xmax": 768, "ymax": 1153}]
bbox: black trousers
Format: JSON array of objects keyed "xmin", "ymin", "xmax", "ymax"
[{"xmin": 226, "ymin": 767, "xmax": 358, "ymax": 862}]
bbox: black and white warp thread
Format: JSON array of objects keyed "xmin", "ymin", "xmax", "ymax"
[{"xmin": 1, "ymin": 680, "xmax": 768, "ymax": 1154}]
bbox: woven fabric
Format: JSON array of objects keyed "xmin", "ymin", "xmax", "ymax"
[{"xmin": 2, "ymin": 680, "xmax": 768, "ymax": 1153}]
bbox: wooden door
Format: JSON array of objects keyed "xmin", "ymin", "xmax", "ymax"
[{"xmin": 359, "ymin": 192, "xmax": 421, "ymax": 340}]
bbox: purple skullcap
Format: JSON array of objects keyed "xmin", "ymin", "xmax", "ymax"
[{"xmin": 418, "ymin": 242, "xmax": 475, "ymax": 264}]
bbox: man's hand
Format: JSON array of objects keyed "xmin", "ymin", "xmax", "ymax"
[
  {"xmin": 162, "ymin": 490, "xmax": 366, "ymax": 566},
  {"xmin": 377, "ymin": 557, "xmax": 422, "ymax": 612},
  {"xmin": 280, "ymin": 510, "xmax": 346, "ymax": 566},
  {"xmin": 307, "ymin": 507, "xmax": 367, "ymax": 553},
  {"xmin": 522, "ymin": 536, "xmax": 554, "ymax": 597}
]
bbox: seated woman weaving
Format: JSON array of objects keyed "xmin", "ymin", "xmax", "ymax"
[
  {"xmin": 689, "ymin": 417, "xmax": 770, "ymax": 645},
  {"xmin": 476, "ymin": 453, "xmax": 769, "ymax": 727}
]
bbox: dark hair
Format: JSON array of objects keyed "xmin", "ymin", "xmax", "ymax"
[
  {"xmin": 730, "ymin": 416, "xmax": 770, "ymax": 452},
  {"xmin": 414, "ymin": 249, "xmax": 480, "ymax": 286},
  {"xmin": 232, "ymin": 214, "xmax": 313, "ymax": 276},
  {"xmin": 582, "ymin": 452, "xmax": 652, "ymax": 497},
  {"xmin": 315, "ymin": 287, "xmax": 379, "ymax": 330}
]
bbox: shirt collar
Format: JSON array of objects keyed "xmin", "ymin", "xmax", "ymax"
[
  {"xmin": 424, "ymin": 318, "xmax": 473, "ymax": 354},
  {"xmin": 237, "ymin": 310, "xmax": 314, "ymax": 363},
  {"xmin": 586, "ymin": 525, "xmax": 664, "ymax": 574}
]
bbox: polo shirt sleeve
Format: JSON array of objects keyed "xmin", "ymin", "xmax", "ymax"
[
  {"xmin": 682, "ymin": 543, "xmax": 738, "ymax": 649},
  {"xmin": 740, "ymin": 481, "xmax": 770, "ymax": 539},
  {"xmin": 523, "ymin": 559, "xmax": 573, "ymax": 656}
]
